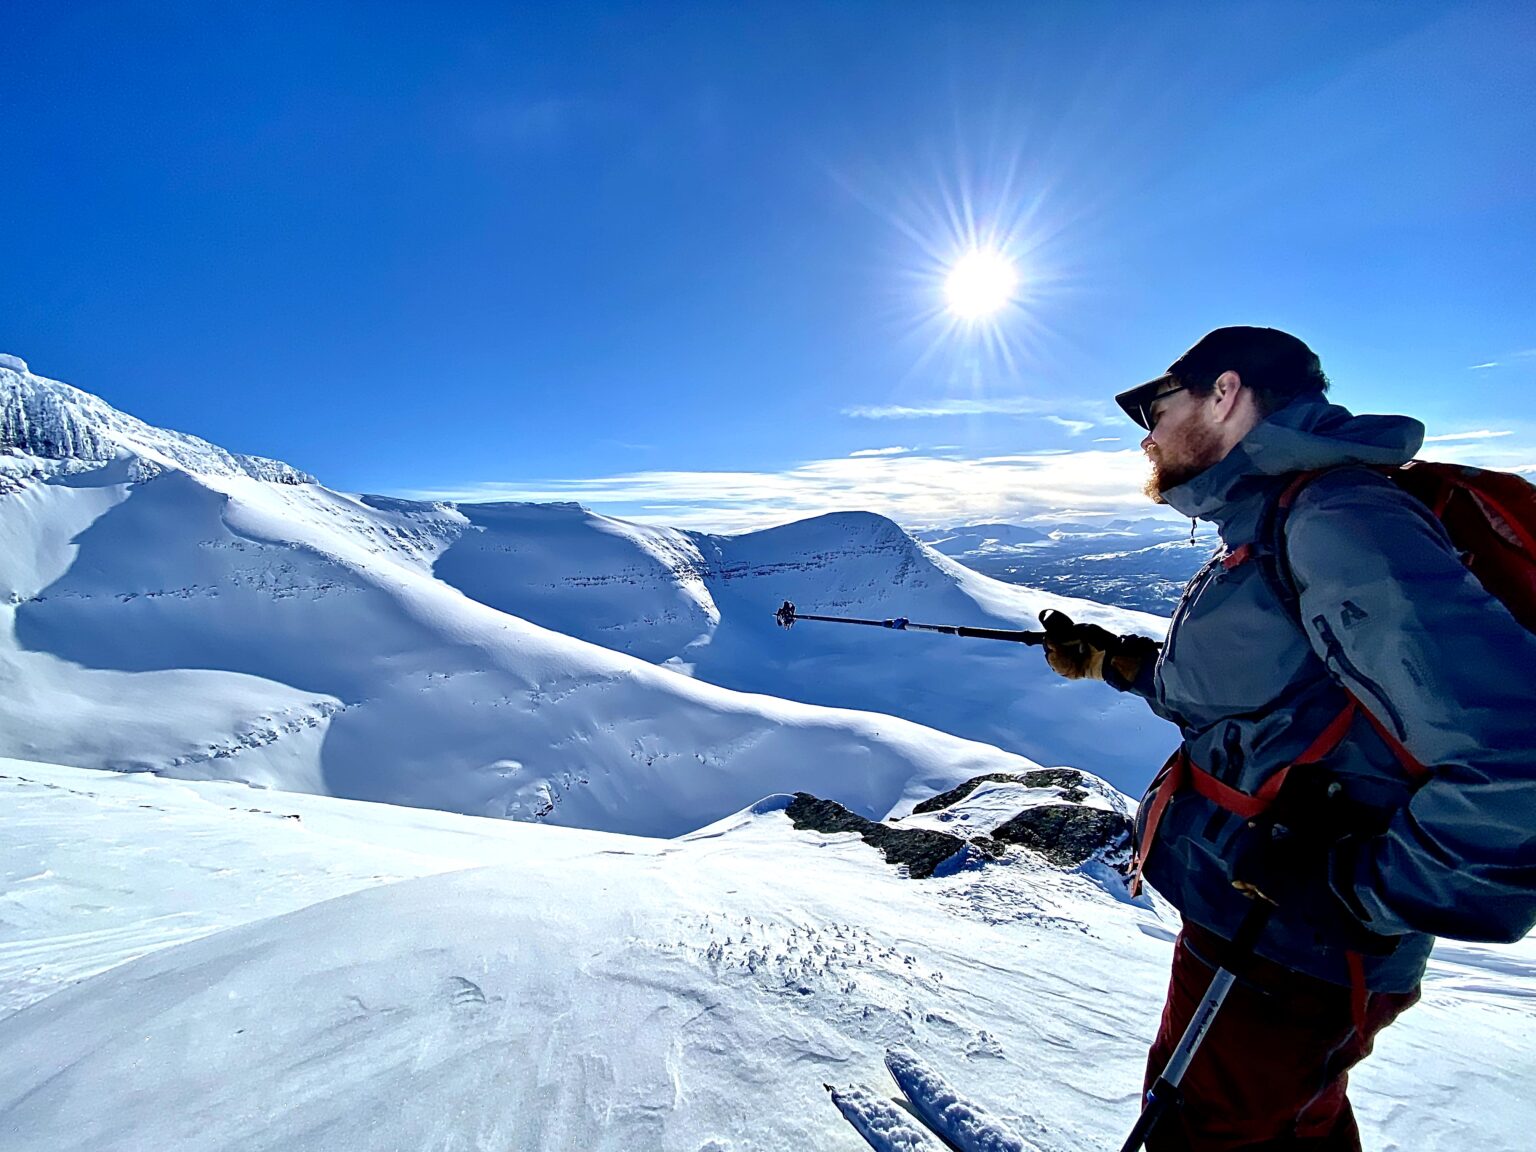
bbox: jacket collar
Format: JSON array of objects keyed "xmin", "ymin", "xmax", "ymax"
[{"xmin": 1159, "ymin": 398, "xmax": 1425, "ymax": 541}]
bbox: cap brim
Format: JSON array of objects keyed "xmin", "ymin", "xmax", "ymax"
[{"xmin": 1115, "ymin": 373, "xmax": 1173, "ymax": 430}]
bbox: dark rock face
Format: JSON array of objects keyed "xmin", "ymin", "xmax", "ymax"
[
  {"xmin": 784, "ymin": 793, "xmax": 975, "ymax": 879},
  {"xmin": 987, "ymin": 805, "xmax": 1131, "ymax": 868},
  {"xmin": 785, "ymin": 771, "xmax": 1132, "ymax": 878},
  {"xmin": 911, "ymin": 768, "xmax": 1089, "ymax": 814}
]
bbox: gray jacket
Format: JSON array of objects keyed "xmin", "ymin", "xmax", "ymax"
[{"xmin": 1119, "ymin": 397, "xmax": 1536, "ymax": 991}]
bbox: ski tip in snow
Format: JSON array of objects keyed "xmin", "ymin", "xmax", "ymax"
[
  {"xmin": 883, "ymin": 1047, "xmax": 1037, "ymax": 1152},
  {"xmin": 826, "ymin": 1080, "xmax": 947, "ymax": 1151},
  {"xmin": 829, "ymin": 1050, "xmax": 1044, "ymax": 1152}
]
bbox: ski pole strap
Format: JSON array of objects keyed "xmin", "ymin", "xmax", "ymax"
[{"xmin": 1346, "ymin": 950, "xmax": 1369, "ymax": 1039}]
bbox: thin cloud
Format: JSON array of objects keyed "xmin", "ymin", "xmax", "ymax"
[
  {"xmin": 1092, "ymin": 436, "xmax": 1121, "ymax": 443},
  {"xmin": 1418, "ymin": 435, "xmax": 1536, "ymax": 475},
  {"xmin": 1468, "ymin": 362, "xmax": 1499, "ymax": 370},
  {"xmin": 844, "ymin": 397, "xmax": 1098, "ymax": 420},
  {"xmin": 1423, "ymin": 429, "xmax": 1513, "ymax": 442},
  {"xmin": 1044, "ymin": 416, "xmax": 1094, "ymax": 436},
  {"xmin": 849, "ymin": 446, "xmax": 912, "ymax": 457},
  {"xmin": 400, "ymin": 448, "xmax": 1160, "ymax": 533}
]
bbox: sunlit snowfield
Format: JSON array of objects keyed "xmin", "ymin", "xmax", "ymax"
[{"xmin": 1, "ymin": 759, "xmax": 1532, "ymax": 1152}]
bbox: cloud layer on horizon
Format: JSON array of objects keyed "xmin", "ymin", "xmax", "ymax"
[
  {"xmin": 397, "ymin": 424, "xmax": 1536, "ymax": 534},
  {"xmin": 401, "ymin": 447, "xmax": 1165, "ymax": 532}
]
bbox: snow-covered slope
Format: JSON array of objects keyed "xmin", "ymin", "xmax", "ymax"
[
  {"xmin": 1, "ymin": 759, "xmax": 1531, "ymax": 1152},
  {"xmin": 427, "ymin": 503, "xmax": 1170, "ymax": 793},
  {"xmin": 1, "ymin": 357, "xmax": 1169, "ymax": 821}
]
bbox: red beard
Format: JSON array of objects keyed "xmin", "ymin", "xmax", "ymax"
[{"xmin": 1142, "ymin": 421, "xmax": 1223, "ymax": 503}]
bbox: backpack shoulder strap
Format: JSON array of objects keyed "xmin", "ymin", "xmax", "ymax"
[
  {"xmin": 1255, "ymin": 464, "xmax": 1432, "ymax": 784},
  {"xmin": 1253, "ymin": 467, "xmax": 1333, "ymax": 624}
]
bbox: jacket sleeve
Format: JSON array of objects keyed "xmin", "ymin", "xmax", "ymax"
[
  {"xmin": 1104, "ymin": 643, "xmax": 1161, "ymax": 702},
  {"xmin": 1287, "ymin": 469, "xmax": 1536, "ymax": 943}
]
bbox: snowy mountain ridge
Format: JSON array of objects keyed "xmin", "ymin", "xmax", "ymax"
[
  {"xmin": 0, "ymin": 357, "xmax": 1169, "ymax": 818},
  {"xmin": 0, "ymin": 356, "xmax": 313, "ymax": 486},
  {"xmin": 423, "ymin": 498, "xmax": 1168, "ymax": 789}
]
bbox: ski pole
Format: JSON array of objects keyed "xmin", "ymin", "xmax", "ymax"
[
  {"xmin": 773, "ymin": 600, "xmax": 1047, "ymax": 646},
  {"xmin": 1119, "ymin": 899, "xmax": 1273, "ymax": 1152}
]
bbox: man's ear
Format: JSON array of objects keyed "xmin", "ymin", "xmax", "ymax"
[{"xmin": 1210, "ymin": 370, "xmax": 1244, "ymax": 422}]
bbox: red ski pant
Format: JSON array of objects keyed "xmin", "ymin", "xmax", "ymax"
[{"xmin": 1143, "ymin": 923, "xmax": 1419, "ymax": 1152}]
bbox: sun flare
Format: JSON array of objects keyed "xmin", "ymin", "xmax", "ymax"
[{"xmin": 944, "ymin": 249, "xmax": 1017, "ymax": 320}]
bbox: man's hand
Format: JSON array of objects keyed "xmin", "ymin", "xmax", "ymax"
[{"xmin": 1038, "ymin": 610, "xmax": 1161, "ymax": 685}]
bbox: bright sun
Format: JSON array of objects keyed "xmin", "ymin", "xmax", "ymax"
[{"xmin": 944, "ymin": 249, "xmax": 1017, "ymax": 320}]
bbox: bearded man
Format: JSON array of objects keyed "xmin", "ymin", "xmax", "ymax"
[{"xmin": 1039, "ymin": 326, "xmax": 1536, "ymax": 1150}]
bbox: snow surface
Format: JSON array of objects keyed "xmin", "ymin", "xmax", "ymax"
[
  {"xmin": 426, "ymin": 502, "xmax": 1170, "ymax": 792},
  {"xmin": 1, "ymin": 759, "xmax": 1532, "ymax": 1151}
]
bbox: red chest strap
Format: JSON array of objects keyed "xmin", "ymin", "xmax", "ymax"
[{"xmin": 1129, "ymin": 696, "xmax": 1428, "ymax": 898}]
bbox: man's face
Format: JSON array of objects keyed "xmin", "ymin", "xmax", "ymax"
[{"xmin": 1140, "ymin": 383, "xmax": 1223, "ymax": 503}]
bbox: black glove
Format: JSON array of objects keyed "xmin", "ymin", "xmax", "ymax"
[
  {"xmin": 1038, "ymin": 610, "xmax": 1161, "ymax": 686},
  {"xmin": 1230, "ymin": 770, "xmax": 1400, "ymax": 956}
]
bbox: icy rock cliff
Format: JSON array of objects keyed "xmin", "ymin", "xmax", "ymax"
[{"xmin": 0, "ymin": 356, "xmax": 313, "ymax": 484}]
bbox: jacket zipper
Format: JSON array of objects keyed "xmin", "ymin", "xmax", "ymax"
[
  {"xmin": 1161, "ymin": 554, "xmax": 1222, "ymax": 669},
  {"xmin": 1310, "ymin": 614, "xmax": 1409, "ymax": 739}
]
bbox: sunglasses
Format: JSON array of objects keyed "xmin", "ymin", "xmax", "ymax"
[{"xmin": 1137, "ymin": 382, "xmax": 1192, "ymax": 431}]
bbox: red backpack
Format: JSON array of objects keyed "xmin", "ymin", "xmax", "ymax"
[{"xmin": 1260, "ymin": 460, "xmax": 1536, "ymax": 636}]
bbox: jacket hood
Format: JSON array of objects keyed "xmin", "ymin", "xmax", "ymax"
[{"xmin": 1161, "ymin": 399, "xmax": 1425, "ymax": 525}]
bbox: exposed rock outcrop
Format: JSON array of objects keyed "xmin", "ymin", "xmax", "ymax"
[
  {"xmin": 912, "ymin": 768, "xmax": 1090, "ymax": 812},
  {"xmin": 784, "ymin": 793, "xmax": 980, "ymax": 879},
  {"xmin": 986, "ymin": 804, "xmax": 1131, "ymax": 868},
  {"xmin": 786, "ymin": 770, "xmax": 1134, "ymax": 878}
]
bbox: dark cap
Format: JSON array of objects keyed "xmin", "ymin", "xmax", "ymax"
[{"xmin": 1116, "ymin": 326, "xmax": 1324, "ymax": 429}]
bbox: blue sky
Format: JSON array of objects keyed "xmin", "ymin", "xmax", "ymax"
[{"xmin": 2, "ymin": 1, "xmax": 1533, "ymax": 530}]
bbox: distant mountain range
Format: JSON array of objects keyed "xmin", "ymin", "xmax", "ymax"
[{"xmin": 915, "ymin": 516, "xmax": 1218, "ymax": 615}]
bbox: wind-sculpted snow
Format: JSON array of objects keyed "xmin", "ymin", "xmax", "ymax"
[
  {"xmin": 0, "ymin": 359, "xmax": 312, "ymax": 484},
  {"xmin": 0, "ymin": 760, "xmax": 1531, "ymax": 1152}
]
